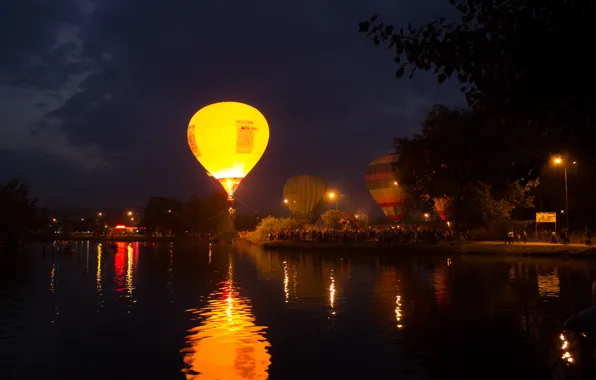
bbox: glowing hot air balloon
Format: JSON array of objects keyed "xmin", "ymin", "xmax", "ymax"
[
  {"xmin": 433, "ymin": 194, "xmax": 452, "ymax": 221},
  {"xmin": 187, "ymin": 102, "xmax": 270, "ymax": 211},
  {"xmin": 282, "ymin": 174, "xmax": 327, "ymax": 221},
  {"xmin": 365, "ymin": 153, "xmax": 412, "ymax": 222}
]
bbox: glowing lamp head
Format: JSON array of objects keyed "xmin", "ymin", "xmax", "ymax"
[
  {"xmin": 553, "ymin": 156, "xmax": 563, "ymax": 165},
  {"xmin": 187, "ymin": 102, "xmax": 270, "ymax": 201},
  {"xmin": 283, "ymin": 199, "xmax": 288, "ymax": 204},
  {"xmin": 328, "ymin": 192, "xmax": 335, "ymax": 199}
]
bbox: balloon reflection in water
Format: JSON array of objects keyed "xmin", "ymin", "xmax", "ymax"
[{"xmin": 181, "ymin": 258, "xmax": 271, "ymax": 379}]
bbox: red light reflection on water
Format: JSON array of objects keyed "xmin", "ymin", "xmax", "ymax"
[{"xmin": 114, "ymin": 242, "xmax": 127, "ymax": 293}]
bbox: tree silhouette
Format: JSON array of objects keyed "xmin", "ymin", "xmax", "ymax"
[
  {"xmin": 0, "ymin": 179, "xmax": 37, "ymax": 247},
  {"xmin": 359, "ymin": 0, "xmax": 594, "ymax": 169}
]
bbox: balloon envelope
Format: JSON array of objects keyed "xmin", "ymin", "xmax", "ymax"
[
  {"xmin": 187, "ymin": 102, "xmax": 270, "ymax": 198},
  {"xmin": 282, "ymin": 175, "xmax": 327, "ymax": 219},
  {"xmin": 365, "ymin": 153, "xmax": 412, "ymax": 222}
]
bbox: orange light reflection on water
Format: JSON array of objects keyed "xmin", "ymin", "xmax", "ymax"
[{"xmin": 181, "ymin": 257, "xmax": 271, "ymax": 379}]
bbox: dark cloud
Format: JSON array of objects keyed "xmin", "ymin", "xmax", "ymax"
[{"xmin": 1, "ymin": 0, "xmax": 464, "ymax": 212}]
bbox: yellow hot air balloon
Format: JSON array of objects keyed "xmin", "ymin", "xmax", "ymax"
[{"xmin": 187, "ymin": 102, "xmax": 270, "ymax": 209}]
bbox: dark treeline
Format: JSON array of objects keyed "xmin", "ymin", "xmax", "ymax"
[
  {"xmin": 359, "ymin": 0, "xmax": 595, "ymax": 230},
  {"xmin": 0, "ymin": 179, "xmax": 260, "ymax": 247},
  {"xmin": 140, "ymin": 190, "xmax": 259, "ymax": 236}
]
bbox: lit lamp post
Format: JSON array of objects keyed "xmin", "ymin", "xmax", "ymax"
[
  {"xmin": 327, "ymin": 192, "xmax": 339, "ymax": 210},
  {"xmin": 552, "ymin": 156, "xmax": 576, "ymax": 230},
  {"xmin": 283, "ymin": 199, "xmax": 291, "ymax": 217}
]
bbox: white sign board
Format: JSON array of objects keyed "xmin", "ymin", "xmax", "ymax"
[{"xmin": 536, "ymin": 212, "xmax": 556, "ymax": 223}]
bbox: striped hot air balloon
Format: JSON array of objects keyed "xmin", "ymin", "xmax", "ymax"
[{"xmin": 365, "ymin": 153, "xmax": 412, "ymax": 222}]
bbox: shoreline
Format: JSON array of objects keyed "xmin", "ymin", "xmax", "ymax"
[{"xmin": 258, "ymin": 240, "xmax": 596, "ymax": 257}]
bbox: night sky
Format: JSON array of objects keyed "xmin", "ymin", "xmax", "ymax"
[{"xmin": 0, "ymin": 0, "xmax": 465, "ymax": 215}]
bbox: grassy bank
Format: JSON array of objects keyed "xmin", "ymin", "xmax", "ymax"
[{"xmin": 259, "ymin": 240, "xmax": 596, "ymax": 257}]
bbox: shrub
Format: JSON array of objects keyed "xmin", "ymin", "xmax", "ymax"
[{"xmin": 246, "ymin": 216, "xmax": 299, "ymax": 244}]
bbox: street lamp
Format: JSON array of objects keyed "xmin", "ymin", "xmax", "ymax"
[
  {"xmin": 552, "ymin": 156, "xmax": 575, "ymax": 230},
  {"xmin": 282, "ymin": 199, "xmax": 291, "ymax": 217},
  {"xmin": 327, "ymin": 191, "xmax": 339, "ymax": 210}
]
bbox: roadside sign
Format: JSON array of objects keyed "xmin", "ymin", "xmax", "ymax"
[{"xmin": 536, "ymin": 212, "xmax": 556, "ymax": 223}]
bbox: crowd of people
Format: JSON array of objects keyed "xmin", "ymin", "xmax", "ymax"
[{"xmin": 264, "ymin": 225, "xmax": 465, "ymax": 244}]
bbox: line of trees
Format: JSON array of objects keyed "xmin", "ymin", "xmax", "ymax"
[
  {"xmin": 0, "ymin": 179, "xmax": 261, "ymax": 246},
  {"xmin": 359, "ymin": 0, "xmax": 595, "ymax": 230},
  {"xmin": 140, "ymin": 189, "xmax": 260, "ymax": 237}
]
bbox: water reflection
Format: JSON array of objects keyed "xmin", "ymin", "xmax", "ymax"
[
  {"xmin": 125, "ymin": 243, "xmax": 138, "ymax": 311},
  {"xmin": 86, "ymin": 241, "xmax": 90, "ymax": 274},
  {"xmin": 283, "ymin": 261, "xmax": 289, "ymax": 303},
  {"xmin": 4, "ymin": 242, "xmax": 596, "ymax": 379},
  {"xmin": 127, "ymin": 244, "xmax": 134, "ymax": 297},
  {"xmin": 97, "ymin": 243, "xmax": 103, "ymax": 311},
  {"xmin": 329, "ymin": 269, "xmax": 336, "ymax": 318},
  {"xmin": 167, "ymin": 242, "xmax": 174, "ymax": 300},
  {"xmin": 49, "ymin": 263, "xmax": 59, "ymax": 323},
  {"xmin": 114, "ymin": 242, "xmax": 127, "ymax": 294},
  {"xmin": 182, "ymin": 255, "xmax": 271, "ymax": 379},
  {"xmin": 559, "ymin": 332, "xmax": 575, "ymax": 364},
  {"xmin": 395, "ymin": 295, "xmax": 403, "ymax": 329},
  {"xmin": 49, "ymin": 264, "xmax": 56, "ymax": 293},
  {"xmin": 537, "ymin": 268, "xmax": 560, "ymax": 298}
]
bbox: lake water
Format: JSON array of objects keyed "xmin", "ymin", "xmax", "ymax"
[{"xmin": 1, "ymin": 241, "xmax": 595, "ymax": 379}]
